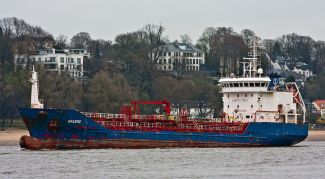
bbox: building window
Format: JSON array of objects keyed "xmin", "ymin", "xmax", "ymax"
[
  {"xmin": 60, "ymin": 57, "xmax": 64, "ymax": 63},
  {"xmin": 49, "ymin": 57, "xmax": 55, "ymax": 62},
  {"xmin": 168, "ymin": 52, "xmax": 171, "ymax": 56},
  {"xmin": 168, "ymin": 59, "xmax": 171, "ymax": 64},
  {"xmin": 70, "ymin": 58, "xmax": 74, "ymax": 63},
  {"xmin": 164, "ymin": 59, "xmax": 166, "ymax": 64},
  {"xmin": 169, "ymin": 66, "xmax": 171, "ymax": 70},
  {"xmin": 77, "ymin": 58, "xmax": 81, "ymax": 64},
  {"xmin": 164, "ymin": 66, "xmax": 166, "ymax": 70}
]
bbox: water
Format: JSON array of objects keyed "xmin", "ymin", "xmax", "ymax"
[{"xmin": 0, "ymin": 141, "xmax": 325, "ymax": 179}]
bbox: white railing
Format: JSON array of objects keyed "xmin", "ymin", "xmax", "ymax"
[
  {"xmin": 81, "ymin": 112, "xmax": 126, "ymax": 119},
  {"xmin": 97, "ymin": 120, "xmax": 245, "ymax": 131}
]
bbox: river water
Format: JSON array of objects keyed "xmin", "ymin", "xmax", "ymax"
[{"xmin": 0, "ymin": 141, "xmax": 325, "ymax": 179}]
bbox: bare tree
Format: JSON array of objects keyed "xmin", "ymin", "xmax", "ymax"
[
  {"xmin": 141, "ymin": 24, "xmax": 168, "ymax": 64},
  {"xmin": 172, "ymin": 55, "xmax": 188, "ymax": 81},
  {"xmin": 180, "ymin": 34, "xmax": 192, "ymax": 44},
  {"xmin": 55, "ymin": 34, "xmax": 68, "ymax": 49},
  {"xmin": 70, "ymin": 32, "xmax": 91, "ymax": 49}
]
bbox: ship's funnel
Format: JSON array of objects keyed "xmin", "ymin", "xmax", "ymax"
[{"xmin": 30, "ymin": 66, "xmax": 44, "ymax": 108}]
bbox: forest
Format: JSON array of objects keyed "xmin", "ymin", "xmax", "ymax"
[{"xmin": 0, "ymin": 17, "xmax": 324, "ymax": 125}]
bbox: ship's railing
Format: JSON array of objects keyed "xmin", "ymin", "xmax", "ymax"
[
  {"xmin": 97, "ymin": 120, "xmax": 246, "ymax": 132},
  {"xmin": 187, "ymin": 118, "xmax": 223, "ymax": 123},
  {"xmin": 81, "ymin": 112, "xmax": 126, "ymax": 119},
  {"xmin": 131, "ymin": 114, "xmax": 165, "ymax": 120}
]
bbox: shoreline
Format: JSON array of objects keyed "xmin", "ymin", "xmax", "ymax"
[{"xmin": 1, "ymin": 128, "xmax": 325, "ymax": 146}]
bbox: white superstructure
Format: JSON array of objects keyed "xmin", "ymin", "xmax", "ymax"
[{"xmin": 218, "ymin": 39, "xmax": 306, "ymax": 124}]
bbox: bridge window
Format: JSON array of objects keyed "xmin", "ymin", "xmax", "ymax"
[
  {"xmin": 237, "ymin": 94, "xmax": 239, "ymax": 97},
  {"xmin": 255, "ymin": 83, "xmax": 261, "ymax": 87},
  {"xmin": 249, "ymin": 83, "xmax": 254, "ymax": 87},
  {"xmin": 234, "ymin": 83, "xmax": 239, "ymax": 87},
  {"xmin": 239, "ymin": 83, "xmax": 243, "ymax": 87},
  {"xmin": 244, "ymin": 83, "xmax": 248, "ymax": 87}
]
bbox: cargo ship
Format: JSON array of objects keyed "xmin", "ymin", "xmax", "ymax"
[{"xmin": 19, "ymin": 40, "xmax": 308, "ymax": 149}]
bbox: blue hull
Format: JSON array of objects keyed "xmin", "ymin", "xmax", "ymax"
[{"xmin": 18, "ymin": 108, "xmax": 308, "ymax": 149}]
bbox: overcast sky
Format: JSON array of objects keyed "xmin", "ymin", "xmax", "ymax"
[{"xmin": 1, "ymin": 0, "xmax": 324, "ymax": 43}]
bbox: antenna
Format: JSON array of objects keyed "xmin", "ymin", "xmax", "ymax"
[{"xmin": 242, "ymin": 38, "xmax": 261, "ymax": 77}]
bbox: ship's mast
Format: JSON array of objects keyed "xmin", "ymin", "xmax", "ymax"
[
  {"xmin": 30, "ymin": 66, "xmax": 44, "ymax": 108},
  {"xmin": 242, "ymin": 38, "xmax": 262, "ymax": 78}
]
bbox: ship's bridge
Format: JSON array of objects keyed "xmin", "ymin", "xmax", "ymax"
[{"xmin": 219, "ymin": 77, "xmax": 271, "ymax": 93}]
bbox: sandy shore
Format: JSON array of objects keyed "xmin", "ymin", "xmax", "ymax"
[
  {"xmin": 0, "ymin": 128, "xmax": 29, "ymax": 146},
  {"xmin": 0, "ymin": 128, "xmax": 325, "ymax": 146},
  {"xmin": 306, "ymin": 130, "xmax": 325, "ymax": 141}
]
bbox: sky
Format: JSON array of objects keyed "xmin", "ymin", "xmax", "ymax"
[{"xmin": 0, "ymin": 0, "xmax": 324, "ymax": 43}]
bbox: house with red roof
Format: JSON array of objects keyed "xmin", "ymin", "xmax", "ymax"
[{"xmin": 313, "ymin": 100, "xmax": 325, "ymax": 119}]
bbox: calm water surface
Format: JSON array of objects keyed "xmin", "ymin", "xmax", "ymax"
[{"xmin": 0, "ymin": 141, "xmax": 325, "ymax": 179}]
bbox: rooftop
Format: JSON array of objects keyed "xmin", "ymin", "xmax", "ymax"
[
  {"xmin": 162, "ymin": 41, "xmax": 202, "ymax": 53},
  {"xmin": 313, "ymin": 100, "xmax": 325, "ymax": 109}
]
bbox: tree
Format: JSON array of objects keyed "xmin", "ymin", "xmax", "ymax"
[
  {"xmin": 54, "ymin": 34, "xmax": 68, "ymax": 49},
  {"xmin": 39, "ymin": 70, "xmax": 83, "ymax": 109},
  {"xmin": 172, "ymin": 55, "xmax": 188, "ymax": 81},
  {"xmin": 314, "ymin": 41, "xmax": 325, "ymax": 74},
  {"xmin": 70, "ymin": 32, "xmax": 91, "ymax": 49},
  {"xmin": 261, "ymin": 39, "xmax": 276, "ymax": 54},
  {"xmin": 241, "ymin": 29, "xmax": 259, "ymax": 45},
  {"xmin": 286, "ymin": 75, "xmax": 295, "ymax": 82},
  {"xmin": 86, "ymin": 71, "xmax": 136, "ymax": 112},
  {"xmin": 180, "ymin": 34, "xmax": 192, "ymax": 44},
  {"xmin": 142, "ymin": 24, "xmax": 168, "ymax": 64}
]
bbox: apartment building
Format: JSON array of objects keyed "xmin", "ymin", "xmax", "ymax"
[{"xmin": 156, "ymin": 41, "xmax": 205, "ymax": 71}]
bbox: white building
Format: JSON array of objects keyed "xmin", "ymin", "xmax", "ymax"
[
  {"xmin": 293, "ymin": 66, "xmax": 313, "ymax": 79},
  {"xmin": 16, "ymin": 48, "xmax": 90, "ymax": 78},
  {"xmin": 156, "ymin": 41, "xmax": 205, "ymax": 71}
]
